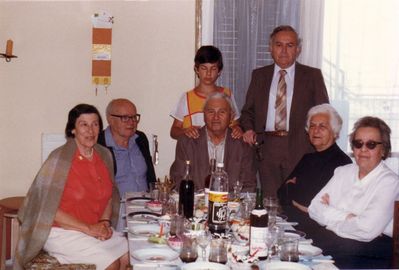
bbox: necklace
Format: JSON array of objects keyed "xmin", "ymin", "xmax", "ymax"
[{"xmin": 78, "ymin": 148, "xmax": 94, "ymax": 160}]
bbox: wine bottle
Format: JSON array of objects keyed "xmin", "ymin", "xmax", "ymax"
[
  {"xmin": 178, "ymin": 160, "xmax": 195, "ymax": 219},
  {"xmin": 208, "ymin": 162, "xmax": 229, "ymax": 234},
  {"xmin": 204, "ymin": 158, "xmax": 216, "ymax": 208},
  {"xmin": 249, "ymin": 187, "xmax": 268, "ymax": 260}
]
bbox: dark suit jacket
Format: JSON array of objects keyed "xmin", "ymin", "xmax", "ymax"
[
  {"xmin": 98, "ymin": 129, "xmax": 156, "ymax": 190},
  {"xmin": 240, "ymin": 62, "xmax": 329, "ymax": 168},
  {"xmin": 170, "ymin": 127, "xmax": 257, "ymax": 192}
]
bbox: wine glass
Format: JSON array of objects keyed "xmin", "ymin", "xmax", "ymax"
[
  {"xmin": 197, "ymin": 230, "xmax": 211, "ymax": 261},
  {"xmin": 265, "ymin": 226, "xmax": 277, "ymax": 263},
  {"xmin": 232, "ymin": 179, "xmax": 243, "ymax": 201}
]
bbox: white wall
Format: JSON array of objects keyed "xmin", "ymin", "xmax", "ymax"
[{"xmin": 0, "ymin": 1, "xmax": 196, "ymax": 198}]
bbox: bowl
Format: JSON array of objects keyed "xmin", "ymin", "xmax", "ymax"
[
  {"xmin": 146, "ymin": 200, "xmax": 162, "ymax": 212},
  {"xmin": 167, "ymin": 235, "xmax": 183, "ymax": 252}
]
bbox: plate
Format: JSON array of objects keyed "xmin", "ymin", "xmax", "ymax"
[
  {"xmin": 181, "ymin": 261, "xmax": 230, "ymax": 270},
  {"xmin": 266, "ymin": 261, "xmax": 311, "ymax": 270},
  {"xmin": 127, "ymin": 197, "xmax": 152, "ymax": 206},
  {"xmin": 128, "ymin": 224, "xmax": 168, "ymax": 236},
  {"xmin": 284, "ymin": 230, "xmax": 306, "ymax": 239},
  {"xmin": 299, "ymin": 244, "xmax": 322, "ymax": 257},
  {"xmin": 131, "ymin": 247, "xmax": 179, "ymax": 262}
]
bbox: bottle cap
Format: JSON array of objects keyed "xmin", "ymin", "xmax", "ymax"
[{"xmin": 216, "ymin": 162, "xmax": 224, "ymax": 168}]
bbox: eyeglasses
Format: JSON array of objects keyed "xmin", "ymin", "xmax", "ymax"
[
  {"xmin": 351, "ymin": 140, "xmax": 382, "ymax": 150},
  {"xmin": 110, "ymin": 114, "xmax": 141, "ymax": 123}
]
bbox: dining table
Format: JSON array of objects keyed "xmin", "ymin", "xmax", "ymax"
[{"xmin": 122, "ymin": 191, "xmax": 339, "ymax": 270}]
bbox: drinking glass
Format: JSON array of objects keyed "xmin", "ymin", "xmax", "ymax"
[
  {"xmin": 197, "ymin": 230, "xmax": 212, "ymax": 261},
  {"xmin": 232, "ymin": 179, "xmax": 243, "ymax": 201},
  {"xmin": 264, "ymin": 196, "xmax": 279, "ymax": 227},
  {"xmin": 208, "ymin": 238, "xmax": 228, "ymax": 264},
  {"xmin": 180, "ymin": 234, "xmax": 198, "ymax": 263},
  {"xmin": 149, "ymin": 182, "xmax": 159, "ymax": 201},
  {"xmin": 265, "ymin": 226, "xmax": 277, "ymax": 262},
  {"xmin": 280, "ymin": 237, "xmax": 299, "ymax": 262}
]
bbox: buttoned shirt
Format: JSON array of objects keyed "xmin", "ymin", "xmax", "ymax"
[
  {"xmin": 206, "ymin": 129, "xmax": 227, "ymax": 164},
  {"xmin": 308, "ymin": 162, "xmax": 399, "ymax": 241},
  {"xmin": 104, "ymin": 127, "xmax": 148, "ymax": 194},
  {"xmin": 265, "ymin": 63, "xmax": 295, "ymax": 131}
]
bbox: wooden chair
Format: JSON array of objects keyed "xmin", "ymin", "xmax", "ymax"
[
  {"xmin": 392, "ymin": 201, "xmax": 399, "ymax": 268},
  {"xmin": 0, "ymin": 196, "xmax": 24, "ymax": 269}
]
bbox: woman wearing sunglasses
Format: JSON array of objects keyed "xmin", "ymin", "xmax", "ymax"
[{"xmin": 308, "ymin": 116, "xmax": 399, "ymax": 269}]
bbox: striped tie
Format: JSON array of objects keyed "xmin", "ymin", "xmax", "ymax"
[{"xmin": 275, "ymin": 70, "xmax": 287, "ymax": 131}]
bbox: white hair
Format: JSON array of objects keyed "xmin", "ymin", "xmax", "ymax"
[
  {"xmin": 203, "ymin": 92, "xmax": 234, "ymax": 114},
  {"xmin": 305, "ymin": 103, "xmax": 343, "ymax": 139}
]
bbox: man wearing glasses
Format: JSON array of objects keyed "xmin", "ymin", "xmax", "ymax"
[{"xmin": 98, "ymin": 98, "xmax": 156, "ymax": 203}]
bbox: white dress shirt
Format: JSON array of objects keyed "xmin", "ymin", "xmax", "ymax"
[
  {"xmin": 308, "ymin": 162, "xmax": 399, "ymax": 242},
  {"xmin": 265, "ymin": 63, "xmax": 295, "ymax": 131}
]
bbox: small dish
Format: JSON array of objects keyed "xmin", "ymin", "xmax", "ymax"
[
  {"xmin": 131, "ymin": 247, "xmax": 179, "ymax": 262},
  {"xmin": 128, "ymin": 224, "xmax": 168, "ymax": 237},
  {"xmin": 284, "ymin": 230, "xmax": 306, "ymax": 239},
  {"xmin": 146, "ymin": 200, "xmax": 162, "ymax": 212},
  {"xmin": 298, "ymin": 244, "xmax": 322, "ymax": 257},
  {"xmin": 167, "ymin": 235, "xmax": 183, "ymax": 252},
  {"xmin": 181, "ymin": 261, "xmax": 230, "ymax": 270}
]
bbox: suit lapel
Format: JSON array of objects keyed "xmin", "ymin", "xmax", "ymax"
[
  {"xmin": 259, "ymin": 65, "xmax": 275, "ymax": 127},
  {"xmin": 290, "ymin": 63, "xmax": 307, "ymax": 132}
]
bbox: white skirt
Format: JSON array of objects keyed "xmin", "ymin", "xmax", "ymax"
[{"xmin": 44, "ymin": 227, "xmax": 128, "ymax": 270}]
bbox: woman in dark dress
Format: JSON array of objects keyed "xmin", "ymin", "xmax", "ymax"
[{"xmin": 277, "ymin": 103, "xmax": 352, "ymax": 232}]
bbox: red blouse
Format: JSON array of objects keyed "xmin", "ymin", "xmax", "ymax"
[{"xmin": 56, "ymin": 150, "xmax": 113, "ymax": 226}]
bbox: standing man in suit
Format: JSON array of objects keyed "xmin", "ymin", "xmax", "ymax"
[
  {"xmin": 170, "ymin": 92, "xmax": 256, "ymax": 192},
  {"xmin": 240, "ymin": 25, "xmax": 329, "ymax": 197},
  {"xmin": 98, "ymin": 98, "xmax": 156, "ymax": 194}
]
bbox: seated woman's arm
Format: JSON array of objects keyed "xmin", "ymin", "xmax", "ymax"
[
  {"xmin": 55, "ymin": 199, "xmax": 113, "ymax": 240},
  {"xmin": 309, "ymin": 166, "xmax": 399, "ymax": 241}
]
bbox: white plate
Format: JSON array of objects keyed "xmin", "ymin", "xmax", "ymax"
[
  {"xmin": 266, "ymin": 261, "xmax": 311, "ymax": 270},
  {"xmin": 131, "ymin": 247, "xmax": 179, "ymax": 262},
  {"xmin": 284, "ymin": 230, "xmax": 306, "ymax": 239},
  {"xmin": 181, "ymin": 261, "xmax": 230, "ymax": 270},
  {"xmin": 299, "ymin": 244, "xmax": 322, "ymax": 256},
  {"xmin": 128, "ymin": 224, "xmax": 168, "ymax": 236}
]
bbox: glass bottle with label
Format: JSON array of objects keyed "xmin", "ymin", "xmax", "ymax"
[
  {"xmin": 208, "ymin": 162, "xmax": 229, "ymax": 234},
  {"xmin": 178, "ymin": 160, "xmax": 195, "ymax": 219},
  {"xmin": 204, "ymin": 158, "xmax": 216, "ymax": 208},
  {"xmin": 249, "ymin": 187, "xmax": 268, "ymax": 260}
]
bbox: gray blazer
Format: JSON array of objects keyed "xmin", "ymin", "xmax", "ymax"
[{"xmin": 170, "ymin": 127, "xmax": 257, "ymax": 192}]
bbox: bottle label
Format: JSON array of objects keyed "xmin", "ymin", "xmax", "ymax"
[
  {"xmin": 209, "ymin": 191, "xmax": 228, "ymax": 224},
  {"xmin": 250, "ymin": 226, "xmax": 267, "ymax": 257},
  {"xmin": 251, "ymin": 209, "xmax": 267, "ymax": 217}
]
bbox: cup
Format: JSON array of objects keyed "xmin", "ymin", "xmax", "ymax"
[
  {"xmin": 170, "ymin": 215, "xmax": 185, "ymax": 237},
  {"xmin": 209, "ymin": 238, "xmax": 228, "ymax": 264},
  {"xmin": 280, "ymin": 237, "xmax": 299, "ymax": 262},
  {"xmin": 180, "ymin": 234, "xmax": 198, "ymax": 263}
]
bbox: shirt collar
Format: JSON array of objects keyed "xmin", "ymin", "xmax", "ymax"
[
  {"xmin": 104, "ymin": 126, "xmax": 138, "ymax": 150},
  {"xmin": 274, "ymin": 62, "xmax": 296, "ymax": 80}
]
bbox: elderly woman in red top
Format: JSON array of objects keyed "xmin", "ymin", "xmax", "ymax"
[{"xmin": 14, "ymin": 104, "xmax": 129, "ymax": 270}]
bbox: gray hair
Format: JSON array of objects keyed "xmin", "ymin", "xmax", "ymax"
[
  {"xmin": 269, "ymin": 25, "xmax": 302, "ymax": 48},
  {"xmin": 349, "ymin": 116, "xmax": 391, "ymax": 160},
  {"xmin": 305, "ymin": 103, "xmax": 343, "ymax": 139},
  {"xmin": 203, "ymin": 92, "xmax": 234, "ymax": 115}
]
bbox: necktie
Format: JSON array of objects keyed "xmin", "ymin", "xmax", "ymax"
[{"xmin": 275, "ymin": 70, "xmax": 287, "ymax": 131}]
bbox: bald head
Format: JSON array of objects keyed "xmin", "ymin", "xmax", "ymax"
[{"xmin": 106, "ymin": 98, "xmax": 139, "ymax": 145}]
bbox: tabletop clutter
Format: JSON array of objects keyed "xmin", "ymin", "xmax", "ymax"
[{"xmin": 125, "ymin": 160, "xmax": 337, "ymax": 270}]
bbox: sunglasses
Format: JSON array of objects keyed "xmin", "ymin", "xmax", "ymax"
[{"xmin": 351, "ymin": 140, "xmax": 383, "ymax": 150}]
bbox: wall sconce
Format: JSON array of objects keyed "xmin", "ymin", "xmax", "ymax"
[{"xmin": 0, "ymin": 39, "xmax": 18, "ymax": 62}]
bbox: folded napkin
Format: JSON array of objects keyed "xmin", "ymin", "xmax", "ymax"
[{"xmin": 300, "ymin": 255, "xmax": 335, "ymax": 268}]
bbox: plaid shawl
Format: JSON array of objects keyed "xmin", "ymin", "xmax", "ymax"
[{"xmin": 13, "ymin": 139, "xmax": 119, "ymax": 270}]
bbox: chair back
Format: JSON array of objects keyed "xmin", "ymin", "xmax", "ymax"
[{"xmin": 393, "ymin": 201, "xmax": 399, "ymax": 268}]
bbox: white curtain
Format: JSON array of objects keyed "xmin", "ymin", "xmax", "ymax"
[
  {"xmin": 212, "ymin": 0, "xmax": 300, "ymax": 110},
  {"xmin": 297, "ymin": 0, "xmax": 325, "ymax": 68}
]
